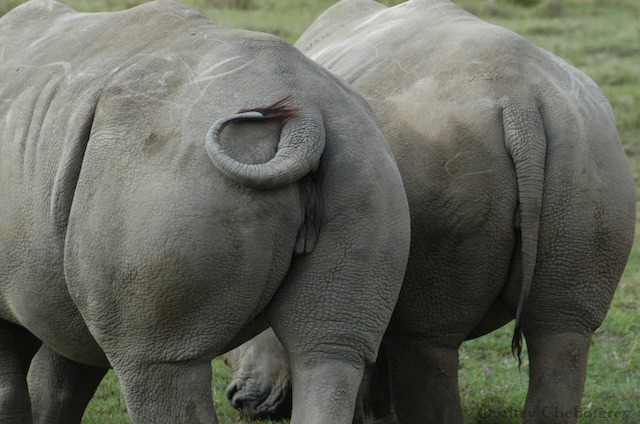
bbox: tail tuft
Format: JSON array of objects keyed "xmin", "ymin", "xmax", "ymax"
[
  {"xmin": 238, "ymin": 95, "xmax": 299, "ymax": 119},
  {"xmin": 510, "ymin": 311, "xmax": 525, "ymax": 369}
]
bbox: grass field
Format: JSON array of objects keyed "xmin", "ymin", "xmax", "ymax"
[{"xmin": 2, "ymin": 0, "xmax": 638, "ymax": 423}]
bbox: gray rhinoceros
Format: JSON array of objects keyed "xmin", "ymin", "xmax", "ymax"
[
  {"xmin": 223, "ymin": 0, "xmax": 636, "ymax": 423},
  {"xmin": 0, "ymin": 1, "xmax": 411, "ymax": 423}
]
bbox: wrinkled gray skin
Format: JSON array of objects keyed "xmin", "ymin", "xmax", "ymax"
[
  {"xmin": 0, "ymin": 1, "xmax": 411, "ymax": 423},
  {"xmin": 224, "ymin": 0, "xmax": 636, "ymax": 423}
]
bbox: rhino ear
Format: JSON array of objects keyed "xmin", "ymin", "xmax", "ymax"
[{"xmin": 294, "ymin": 175, "xmax": 322, "ymax": 255}]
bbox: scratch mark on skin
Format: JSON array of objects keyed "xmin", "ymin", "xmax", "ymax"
[
  {"xmin": 180, "ymin": 57, "xmax": 255, "ymax": 112},
  {"xmin": 174, "ymin": 53, "xmax": 204, "ymax": 98},
  {"xmin": 194, "ymin": 59, "xmax": 256, "ymax": 106},
  {"xmin": 0, "ymin": 62, "xmax": 74, "ymax": 82},
  {"xmin": 0, "ymin": 98, "xmax": 27, "ymax": 113},
  {"xmin": 444, "ymin": 151, "xmax": 493, "ymax": 178},
  {"xmin": 372, "ymin": 43, "xmax": 415, "ymax": 77},
  {"xmin": 389, "ymin": 58, "xmax": 415, "ymax": 77},
  {"xmin": 120, "ymin": 86, "xmax": 190, "ymax": 111},
  {"xmin": 195, "ymin": 61, "xmax": 253, "ymax": 85},
  {"xmin": 197, "ymin": 55, "xmax": 245, "ymax": 74},
  {"xmin": 29, "ymin": 32, "xmax": 84, "ymax": 51},
  {"xmin": 149, "ymin": 3, "xmax": 197, "ymax": 36}
]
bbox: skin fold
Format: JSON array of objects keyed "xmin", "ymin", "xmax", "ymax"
[
  {"xmin": 223, "ymin": 1, "xmax": 636, "ymax": 423},
  {"xmin": 0, "ymin": 1, "xmax": 411, "ymax": 423}
]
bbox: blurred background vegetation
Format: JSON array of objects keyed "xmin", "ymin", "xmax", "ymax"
[{"xmin": 1, "ymin": 0, "xmax": 638, "ymax": 423}]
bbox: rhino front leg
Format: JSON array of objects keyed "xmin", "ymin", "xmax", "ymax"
[
  {"xmin": 523, "ymin": 331, "xmax": 591, "ymax": 424},
  {"xmin": 27, "ymin": 344, "xmax": 106, "ymax": 424},
  {"xmin": 0, "ymin": 321, "xmax": 40, "ymax": 423}
]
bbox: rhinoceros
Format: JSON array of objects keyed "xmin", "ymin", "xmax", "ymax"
[
  {"xmin": 0, "ymin": 1, "xmax": 411, "ymax": 423},
  {"xmin": 223, "ymin": 0, "xmax": 636, "ymax": 422}
]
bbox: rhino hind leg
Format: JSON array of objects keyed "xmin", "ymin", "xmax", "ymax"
[
  {"xmin": 28, "ymin": 344, "xmax": 107, "ymax": 424},
  {"xmin": 354, "ymin": 345, "xmax": 398, "ymax": 424},
  {"xmin": 0, "ymin": 320, "xmax": 40, "ymax": 422},
  {"xmin": 113, "ymin": 358, "xmax": 218, "ymax": 424},
  {"xmin": 384, "ymin": 336, "xmax": 464, "ymax": 424},
  {"xmin": 522, "ymin": 331, "xmax": 591, "ymax": 424},
  {"xmin": 288, "ymin": 358, "xmax": 364, "ymax": 424}
]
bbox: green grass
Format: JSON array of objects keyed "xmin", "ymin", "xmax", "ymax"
[{"xmin": 3, "ymin": 0, "xmax": 639, "ymax": 422}]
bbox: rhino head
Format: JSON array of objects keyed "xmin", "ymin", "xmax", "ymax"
[{"xmin": 223, "ymin": 329, "xmax": 292, "ymax": 420}]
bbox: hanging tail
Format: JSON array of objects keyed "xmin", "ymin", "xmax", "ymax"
[{"xmin": 500, "ymin": 95, "xmax": 547, "ymax": 366}]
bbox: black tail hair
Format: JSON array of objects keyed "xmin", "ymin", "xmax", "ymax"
[
  {"xmin": 511, "ymin": 307, "xmax": 526, "ymax": 368},
  {"xmin": 238, "ymin": 95, "xmax": 299, "ymax": 119}
]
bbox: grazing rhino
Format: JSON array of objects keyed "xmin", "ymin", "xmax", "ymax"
[
  {"xmin": 223, "ymin": 0, "xmax": 636, "ymax": 422},
  {"xmin": 0, "ymin": 1, "xmax": 411, "ymax": 423}
]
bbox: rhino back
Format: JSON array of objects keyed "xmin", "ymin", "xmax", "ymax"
[
  {"xmin": 297, "ymin": 0, "xmax": 632, "ymax": 226},
  {"xmin": 0, "ymin": 0, "xmax": 225, "ymax": 238}
]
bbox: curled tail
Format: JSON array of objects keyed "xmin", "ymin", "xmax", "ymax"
[
  {"xmin": 501, "ymin": 96, "xmax": 547, "ymax": 366},
  {"xmin": 206, "ymin": 95, "xmax": 325, "ymax": 190}
]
